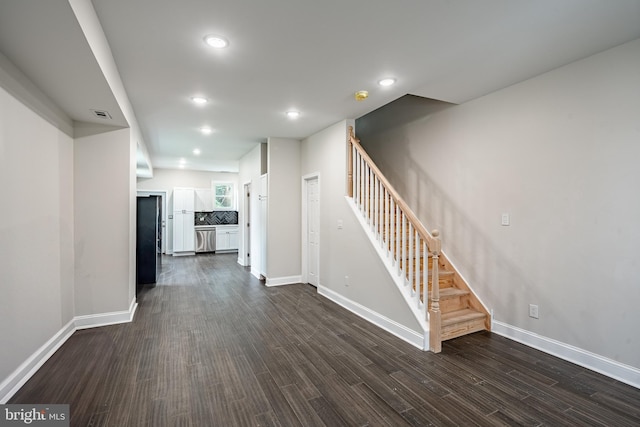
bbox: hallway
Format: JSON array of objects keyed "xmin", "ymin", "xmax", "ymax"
[{"xmin": 10, "ymin": 254, "xmax": 640, "ymax": 426}]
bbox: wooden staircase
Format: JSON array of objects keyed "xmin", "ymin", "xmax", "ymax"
[
  {"xmin": 397, "ymin": 221, "xmax": 489, "ymax": 343},
  {"xmin": 348, "ymin": 127, "xmax": 490, "ymax": 352}
]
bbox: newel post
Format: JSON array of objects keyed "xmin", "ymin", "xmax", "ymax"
[{"xmin": 429, "ymin": 229, "xmax": 442, "ymax": 353}]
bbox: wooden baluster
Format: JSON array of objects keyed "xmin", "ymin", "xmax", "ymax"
[
  {"xmin": 357, "ymin": 153, "xmax": 361, "ymax": 210},
  {"xmin": 414, "ymin": 230, "xmax": 421, "ymax": 307},
  {"xmin": 365, "ymin": 165, "xmax": 368, "ymax": 218},
  {"xmin": 422, "ymin": 238, "xmax": 428, "ymax": 307},
  {"xmin": 365, "ymin": 164, "xmax": 370, "ymax": 221},
  {"xmin": 369, "ymin": 166, "xmax": 373, "ymax": 223},
  {"xmin": 351, "ymin": 143, "xmax": 356, "ymax": 199},
  {"xmin": 362, "ymin": 160, "xmax": 366, "ymax": 215},
  {"xmin": 347, "ymin": 127, "xmax": 354, "ymax": 197},
  {"xmin": 372, "ymin": 174, "xmax": 378, "ymax": 233},
  {"xmin": 376, "ymin": 175, "xmax": 380, "ymax": 235},
  {"xmin": 401, "ymin": 213, "xmax": 407, "ymax": 283},
  {"xmin": 408, "ymin": 222, "xmax": 413, "ymax": 292},
  {"xmin": 359, "ymin": 156, "xmax": 365, "ymax": 213},
  {"xmin": 429, "ymin": 229, "xmax": 442, "ymax": 353},
  {"xmin": 385, "ymin": 188, "xmax": 390, "ymax": 254},
  {"xmin": 396, "ymin": 202, "xmax": 401, "ymax": 275},
  {"xmin": 355, "ymin": 151, "xmax": 360, "ymax": 208},
  {"xmin": 380, "ymin": 182, "xmax": 389, "ymax": 249},
  {"xmin": 378, "ymin": 182, "xmax": 383, "ymax": 244},
  {"xmin": 414, "ymin": 229, "xmax": 424, "ymax": 309}
]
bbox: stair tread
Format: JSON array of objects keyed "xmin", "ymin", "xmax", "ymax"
[{"xmin": 441, "ymin": 308, "xmax": 485, "ymax": 326}]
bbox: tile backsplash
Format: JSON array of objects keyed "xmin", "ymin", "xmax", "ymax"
[{"xmin": 195, "ymin": 211, "xmax": 238, "ymax": 225}]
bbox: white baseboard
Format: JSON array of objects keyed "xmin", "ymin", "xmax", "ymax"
[
  {"xmin": 266, "ymin": 275, "xmax": 302, "ymax": 287},
  {"xmin": 0, "ymin": 299, "xmax": 138, "ymax": 403},
  {"xmin": 318, "ymin": 285, "xmax": 425, "ymax": 350},
  {"xmin": 172, "ymin": 251, "xmax": 195, "ymax": 257},
  {"xmin": 74, "ymin": 298, "xmax": 138, "ymax": 330},
  {"xmin": 492, "ymin": 320, "xmax": 640, "ymax": 389},
  {"xmin": 251, "ymin": 267, "xmax": 263, "ymax": 280},
  {"xmin": 0, "ymin": 319, "xmax": 75, "ymax": 404}
]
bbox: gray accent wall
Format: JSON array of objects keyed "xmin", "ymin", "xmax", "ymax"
[{"xmin": 359, "ymin": 38, "xmax": 640, "ymax": 369}]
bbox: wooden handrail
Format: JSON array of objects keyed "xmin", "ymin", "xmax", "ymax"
[{"xmin": 348, "ymin": 127, "xmax": 438, "ymax": 249}]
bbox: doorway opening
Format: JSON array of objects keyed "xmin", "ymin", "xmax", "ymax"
[{"xmin": 302, "ymin": 174, "xmax": 320, "ymax": 287}]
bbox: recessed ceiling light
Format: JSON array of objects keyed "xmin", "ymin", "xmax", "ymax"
[
  {"xmin": 204, "ymin": 35, "xmax": 229, "ymax": 49},
  {"xmin": 191, "ymin": 96, "xmax": 208, "ymax": 105},
  {"xmin": 286, "ymin": 111, "xmax": 300, "ymax": 119},
  {"xmin": 179, "ymin": 158, "xmax": 186, "ymax": 164},
  {"xmin": 179, "ymin": 164, "xmax": 185, "ymax": 169},
  {"xmin": 378, "ymin": 78, "xmax": 396, "ymax": 87},
  {"xmin": 200, "ymin": 126, "xmax": 213, "ymax": 135},
  {"xmin": 193, "ymin": 148, "xmax": 201, "ymax": 155}
]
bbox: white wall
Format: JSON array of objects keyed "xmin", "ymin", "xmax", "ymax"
[
  {"xmin": 0, "ymin": 85, "xmax": 75, "ymax": 387},
  {"xmin": 137, "ymin": 168, "xmax": 238, "ymax": 192},
  {"xmin": 300, "ymin": 121, "xmax": 422, "ymax": 332},
  {"xmin": 266, "ymin": 138, "xmax": 302, "ymax": 283},
  {"xmin": 361, "ymin": 39, "xmax": 640, "ymax": 369},
  {"xmin": 238, "ymin": 144, "xmax": 263, "ymax": 266},
  {"xmin": 137, "ymin": 168, "xmax": 239, "ymax": 254},
  {"xmin": 74, "ymin": 128, "xmax": 134, "ymax": 316}
]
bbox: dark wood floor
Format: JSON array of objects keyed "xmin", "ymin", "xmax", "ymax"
[{"xmin": 10, "ymin": 254, "xmax": 640, "ymax": 426}]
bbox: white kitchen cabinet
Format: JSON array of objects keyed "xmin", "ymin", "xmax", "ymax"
[
  {"xmin": 173, "ymin": 187, "xmax": 195, "ymax": 254},
  {"xmin": 173, "ymin": 187, "xmax": 195, "ymax": 212},
  {"xmin": 194, "ymin": 188, "xmax": 213, "ymax": 211},
  {"xmin": 173, "ymin": 211, "xmax": 195, "ymax": 253},
  {"xmin": 215, "ymin": 226, "xmax": 239, "ymax": 251}
]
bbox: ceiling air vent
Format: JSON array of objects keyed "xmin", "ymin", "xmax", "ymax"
[{"xmin": 90, "ymin": 109, "xmax": 112, "ymax": 120}]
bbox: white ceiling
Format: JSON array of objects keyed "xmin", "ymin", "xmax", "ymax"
[
  {"xmin": 0, "ymin": 0, "xmax": 128, "ymax": 128},
  {"xmin": 1, "ymin": 1, "xmax": 640, "ymax": 173}
]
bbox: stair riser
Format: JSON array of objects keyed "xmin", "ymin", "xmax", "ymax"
[
  {"xmin": 431, "ymin": 296, "xmax": 469, "ymax": 313},
  {"xmin": 441, "ymin": 318, "xmax": 486, "ymax": 341},
  {"xmin": 409, "ymin": 276, "xmax": 455, "ymax": 290},
  {"xmin": 408, "ymin": 276, "xmax": 454, "ymax": 287}
]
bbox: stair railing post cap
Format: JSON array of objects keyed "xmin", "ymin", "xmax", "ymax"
[{"xmin": 431, "ymin": 229, "xmax": 440, "ymax": 237}]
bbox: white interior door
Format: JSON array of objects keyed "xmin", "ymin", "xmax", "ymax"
[
  {"xmin": 259, "ymin": 174, "xmax": 268, "ymax": 278},
  {"xmin": 306, "ymin": 177, "xmax": 319, "ymax": 286},
  {"xmin": 250, "ymin": 177, "xmax": 261, "ymax": 278},
  {"xmin": 243, "ymin": 183, "xmax": 251, "ymax": 266}
]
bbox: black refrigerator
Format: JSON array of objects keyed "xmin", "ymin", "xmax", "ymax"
[{"xmin": 136, "ymin": 195, "xmax": 162, "ymax": 291}]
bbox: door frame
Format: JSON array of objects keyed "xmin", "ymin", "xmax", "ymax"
[
  {"xmin": 301, "ymin": 173, "xmax": 320, "ymax": 286},
  {"xmin": 240, "ymin": 181, "xmax": 251, "ymax": 267},
  {"xmin": 137, "ymin": 190, "xmax": 168, "ymax": 254}
]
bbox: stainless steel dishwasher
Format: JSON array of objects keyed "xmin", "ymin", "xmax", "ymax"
[{"xmin": 195, "ymin": 226, "xmax": 216, "ymax": 253}]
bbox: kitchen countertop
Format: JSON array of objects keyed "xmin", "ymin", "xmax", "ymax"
[{"xmin": 194, "ymin": 224, "xmax": 238, "ymax": 229}]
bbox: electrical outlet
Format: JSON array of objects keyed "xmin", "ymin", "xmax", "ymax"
[
  {"xmin": 501, "ymin": 213, "xmax": 510, "ymax": 226},
  {"xmin": 344, "ymin": 275, "xmax": 350, "ymax": 287},
  {"xmin": 529, "ymin": 304, "xmax": 539, "ymax": 319}
]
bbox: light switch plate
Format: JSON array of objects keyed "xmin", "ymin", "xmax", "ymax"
[{"xmin": 501, "ymin": 213, "xmax": 510, "ymax": 226}]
